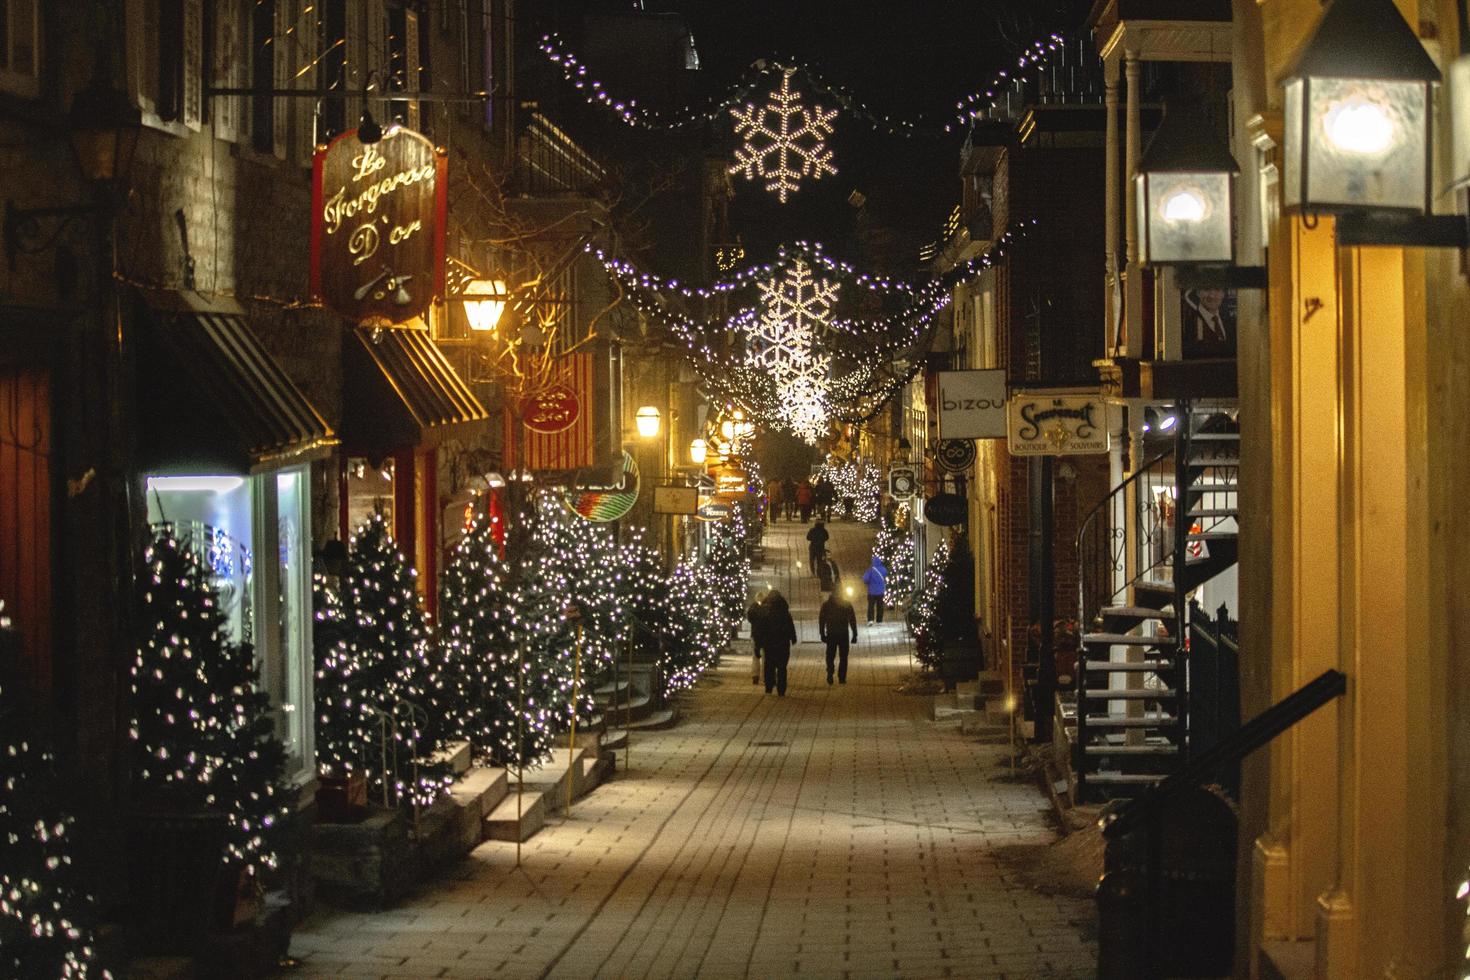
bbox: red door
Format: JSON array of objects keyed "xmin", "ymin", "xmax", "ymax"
[{"xmin": 0, "ymin": 367, "xmax": 52, "ymax": 695}]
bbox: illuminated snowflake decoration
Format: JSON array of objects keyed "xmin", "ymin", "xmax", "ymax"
[
  {"xmin": 743, "ymin": 259, "xmax": 840, "ymax": 440},
  {"xmin": 729, "ymin": 70, "xmax": 838, "ymax": 203}
]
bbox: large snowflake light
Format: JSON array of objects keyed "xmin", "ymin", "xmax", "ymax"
[
  {"xmin": 744, "ymin": 259, "xmax": 840, "ymax": 440},
  {"xmin": 729, "ymin": 70, "xmax": 837, "ymax": 203}
]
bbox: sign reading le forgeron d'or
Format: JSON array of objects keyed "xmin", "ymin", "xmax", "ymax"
[
  {"xmin": 311, "ymin": 127, "xmax": 448, "ymax": 324},
  {"xmin": 1006, "ymin": 394, "xmax": 1110, "ymax": 456}
]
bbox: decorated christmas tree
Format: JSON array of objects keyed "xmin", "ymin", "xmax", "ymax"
[
  {"xmin": 341, "ymin": 513, "xmax": 451, "ymax": 807},
  {"xmin": 530, "ymin": 499, "xmax": 625, "ymax": 685},
  {"xmin": 616, "ymin": 530, "xmax": 669, "ymax": 651},
  {"xmin": 908, "ymin": 537, "xmax": 952, "ymax": 669},
  {"xmin": 1, "ymin": 603, "xmax": 112, "ymax": 979},
  {"xmin": 129, "ymin": 529, "xmax": 287, "ymax": 876},
  {"xmin": 312, "ymin": 570, "xmax": 378, "ymax": 782},
  {"xmin": 661, "ymin": 559, "xmax": 721, "ymax": 695},
  {"xmin": 872, "ymin": 514, "xmax": 916, "ymax": 609},
  {"xmin": 437, "ymin": 514, "xmax": 516, "ymax": 762},
  {"xmin": 701, "ymin": 520, "xmax": 750, "ymax": 638}
]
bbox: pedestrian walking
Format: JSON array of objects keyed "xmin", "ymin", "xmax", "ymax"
[
  {"xmin": 819, "ymin": 589, "xmax": 859, "ymax": 685},
  {"xmin": 783, "ymin": 477, "xmax": 798, "ymax": 519},
  {"xmin": 796, "ymin": 481, "xmax": 814, "ymax": 523},
  {"xmin": 817, "ymin": 550, "xmax": 840, "ymax": 592},
  {"xmin": 766, "ymin": 479, "xmax": 784, "ymax": 523},
  {"xmin": 762, "ymin": 591, "xmax": 797, "ymax": 696},
  {"xmin": 814, "ymin": 478, "xmax": 835, "ymax": 523},
  {"xmin": 746, "ymin": 591, "xmax": 771, "ymax": 685},
  {"xmin": 805, "ymin": 521, "xmax": 829, "ymax": 575},
  {"xmin": 862, "ymin": 556, "xmax": 888, "ymax": 625}
]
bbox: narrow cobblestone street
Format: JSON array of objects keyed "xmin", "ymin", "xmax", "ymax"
[{"xmin": 290, "ymin": 519, "xmax": 1096, "ymax": 979}]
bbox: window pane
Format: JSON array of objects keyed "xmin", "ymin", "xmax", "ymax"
[
  {"xmin": 145, "ymin": 475, "xmax": 255, "ymax": 646},
  {"xmin": 346, "ymin": 456, "xmax": 395, "ymax": 535},
  {"xmin": 275, "ymin": 468, "xmax": 311, "ymax": 773}
]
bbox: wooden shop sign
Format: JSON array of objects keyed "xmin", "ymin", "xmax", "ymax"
[
  {"xmin": 521, "ymin": 383, "xmax": 581, "ymax": 435},
  {"xmin": 1006, "ymin": 394, "xmax": 1109, "ymax": 456},
  {"xmin": 311, "ymin": 127, "xmax": 448, "ymax": 325},
  {"xmin": 923, "ymin": 492, "xmax": 967, "ymax": 526}
]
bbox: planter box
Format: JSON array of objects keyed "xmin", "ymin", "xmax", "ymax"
[
  {"xmin": 315, "ymin": 773, "xmax": 367, "ymax": 824},
  {"xmin": 123, "ymin": 810, "xmax": 229, "ymax": 955}
]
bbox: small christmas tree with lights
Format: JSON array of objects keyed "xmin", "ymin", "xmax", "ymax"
[
  {"xmin": 908, "ymin": 537, "xmax": 952, "ymax": 670},
  {"xmin": 129, "ymin": 529, "xmax": 287, "ymax": 876},
  {"xmin": 312, "ymin": 570, "xmax": 379, "ymax": 783},
  {"xmin": 437, "ymin": 514, "xmax": 516, "ymax": 762},
  {"xmin": 1, "ymin": 603, "xmax": 112, "ymax": 979},
  {"xmin": 661, "ymin": 559, "xmax": 720, "ymax": 696},
  {"xmin": 872, "ymin": 515, "xmax": 915, "ymax": 609},
  {"xmin": 702, "ymin": 520, "xmax": 750, "ymax": 637},
  {"xmin": 342, "ymin": 513, "xmax": 452, "ymax": 806}
]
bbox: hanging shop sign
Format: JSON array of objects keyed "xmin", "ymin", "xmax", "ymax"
[
  {"xmin": 935, "ymin": 439, "xmax": 976, "ymax": 473},
  {"xmin": 936, "ymin": 369, "xmax": 1007, "ymax": 440},
  {"xmin": 564, "ymin": 452, "xmax": 639, "ymax": 522},
  {"xmin": 311, "ymin": 127, "xmax": 448, "ymax": 325},
  {"xmin": 888, "ymin": 466, "xmax": 917, "ymax": 498},
  {"xmin": 1006, "ymin": 394, "xmax": 1110, "ymax": 456},
  {"xmin": 923, "ymin": 491, "xmax": 967, "ymax": 526},
  {"xmin": 695, "ymin": 498, "xmax": 732, "ymax": 522},
  {"xmin": 713, "ymin": 467, "xmax": 750, "ymax": 495},
  {"xmin": 653, "ymin": 485, "xmax": 699, "ymax": 515},
  {"xmin": 521, "ymin": 383, "xmax": 581, "ymax": 435}
]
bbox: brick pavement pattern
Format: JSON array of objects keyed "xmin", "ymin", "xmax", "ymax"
[{"xmin": 290, "ymin": 519, "xmax": 1096, "ymax": 979}]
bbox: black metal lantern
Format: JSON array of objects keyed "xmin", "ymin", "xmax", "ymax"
[
  {"xmin": 68, "ymin": 76, "xmax": 142, "ymax": 184},
  {"xmin": 1135, "ymin": 106, "xmax": 1240, "ymax": 266},
  {"xmin": 1282, "ymin": 0, "xmax": 1438, "ymax": 215}
]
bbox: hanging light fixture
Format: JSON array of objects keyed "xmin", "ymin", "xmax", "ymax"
[
  {"xmin": 462, "ymin": 278, "xmax": 509, "ymax": 332},
  {"xmin": 1282, "ymin": 0, "xmax": 1467, "ymax": 246},
  {"xmin": 689, "ymin": 438, "xmax": 708, "ymax": 464},
  {"xmin": 1135, "ymin": 104, "xmax": 1239, "ymax": 266},
  {"xmin": 635, "ymin": 405, "xmax": 661, "ymax": 438}
]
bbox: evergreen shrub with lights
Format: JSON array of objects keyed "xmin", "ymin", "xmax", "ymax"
[
  {"xmin": 815, "ymin": 460, "xmax": 881, "ymax": 522},
  {"xmin": 1, "ymin": 603, "xmax": 112, "ymax": 979},
  {"xmin": 129, "ymin": 529, "xmax": 288, "ymax": 876},
  {"xmin": 908, "ymin": 538, "xmax": 952, "ymax": 670},
  {"xmin": 312, "ymin": 571, "xmax": 378, "ymax": 784},
  {"xmin": 872, "ymin": 514, "xmax": 915, "ymax": 609},
  {"xmin": 436, "ymin": 515, "xmax": 516, "ymax": 763}
]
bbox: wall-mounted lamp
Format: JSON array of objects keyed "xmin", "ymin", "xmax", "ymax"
[
  {"xmin": 462, "ymin": 277, "xmax": 509, "ymax": 332},
  {"xmin": 689, "ymin": 438, "xmax": 708, "ymax": 464},
  {"xmin": 1282, "ymin": 0, "xmax": 1467, "ymax": 247},
  {"xmin": 636, "ymin": 405, "xmax": 662, "ymax": 438}
]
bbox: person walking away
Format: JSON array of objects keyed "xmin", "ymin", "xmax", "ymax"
[
  {"xmin": 806, "ymin": 521, "xmax": 829, "ymax": 576},
  {"xmin": 814, "ymin": 478, "xmax": 835, "ymax": 523},
  {"xmin": 796, "ymin": 481, "xmax": 814, "ymax": 522},
  {"xmin": 766, "ymin": 479, "xmax": 783, "ymax": 524},
  {"xmin": 817, "ymin": 550, "xmax": 840, "ymax": 592},
  {"xmin": 820, "ymin": 589, "xmax": 859, "ymax": 684},
  {"xmin": 746, "ymin": 591, "xmax": 770, "ymax": 685},
  {"xmin": 783, "ymin": 477, "xmax": 798, "ymax": 519},
  {"xmin": 862, "ymin": 556, "xmax": 888, "ymax": 625},
  {"xmin": 762, "ymin": 591, "xmax": 797, "ymax": 696}
]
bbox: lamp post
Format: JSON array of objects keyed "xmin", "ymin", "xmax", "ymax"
[{"xmin": 1282, "ymin": 0, "xmax": 1467, "ymax": 247}]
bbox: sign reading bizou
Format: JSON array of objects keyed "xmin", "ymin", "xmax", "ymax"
[
  {"xmin": 311, "ymin": 127, "xmax": 448, "ymax": 325},
  {"xmin": 1006, "ymin": 394, "xmax": 1110, "ymax": 456}
]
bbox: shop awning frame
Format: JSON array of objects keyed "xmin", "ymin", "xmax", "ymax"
[{"xmin": 342, "ymin": 325, "xmax": 489, "ymax": 456}]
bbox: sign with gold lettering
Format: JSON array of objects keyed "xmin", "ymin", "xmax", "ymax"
[
  {"xmin": 521, "ymin": 383, "xmax": 581, "ymax": 435},
  {"xmin": 311, "ymin": 127, "xmax": 447, "ymax": 324},
  {"xmin": 1006, "ymin": 394, "xmax": 1110, "ymax": 456}
]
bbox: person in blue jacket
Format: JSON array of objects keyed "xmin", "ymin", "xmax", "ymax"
[{"xmin": 862, "ymin": 556, "xmax": 888, "ymax": 625}]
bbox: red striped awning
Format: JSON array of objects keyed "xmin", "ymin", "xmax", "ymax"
[{"xmin": 503, "ymin": 353, "xmax": 594, "ymax": 471}]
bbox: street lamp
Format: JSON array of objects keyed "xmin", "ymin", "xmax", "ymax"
[
  {"xmin": 1282, "ymin": 0, "xmax": 1466, "ymax": 246},
  {"xmin": 689, "ymin": 438, "xmax": 708, "ymax": 464},
  {"xmin": 636, "ymin": 405, "xmax": 661, "ymax": 438},
  {"xmin": 462, "ymin": 278, "xmax": 509, "ymax": 333}
]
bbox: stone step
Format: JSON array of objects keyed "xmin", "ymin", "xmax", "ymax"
[
  {"xmin": 1083, "ymin": 714, "xmax": 1179, "ymax": 728},
  {"xmin": 601, "ymin": 692, "xmax": 656, "ymax": 724},
  {"xmin": 593, "ymin": 679, "xmax": 633, "ymax": 705},
  {"xmin": 1080, "ymin": 661, "xmax": 1174, "ymax": 673},
  {"xmin": 1083, "ymin": 744, "xmax": 1180, "ymax": 755},
  {"xmin": 483, "ymin": 788, "xmax": 547, "ymax": 842},
  {"xmin": 421, "ymin": 739, "xmax": 472, "ymax": 777},
  {"xmin": 1086, "ymin": 772, "xmax": 1162, "ymax": 785},
  {"xmin": 1082, "ymin": 688, "xmax": 1177, "ymax": 699},
  {"xmin": 601, "ymin": 728, "xmax": 629, "ymax": 752},
  {"xmin": 625, "ymin": 707, "xmax": 678, "ymax": 731}
]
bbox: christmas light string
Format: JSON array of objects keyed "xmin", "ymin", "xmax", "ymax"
[{"xmin": 539, "ymin": 31, "xmax": 1077, "ymax": 136}]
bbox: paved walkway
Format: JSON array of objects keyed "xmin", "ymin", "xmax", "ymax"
[{"xmin": 290, "ymin": 519, "xmax": 1096, "ymax": 979}]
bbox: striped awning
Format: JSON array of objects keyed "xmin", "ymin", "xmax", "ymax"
[
  {"xmin": 343, "ymin": 326, "xmax": 489, "ymax": 455},
  {"xmin": 135, "ymin": 291, "xmax": 337, "ymax": 474}
]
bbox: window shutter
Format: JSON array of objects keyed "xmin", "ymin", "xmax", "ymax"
[
  {"xmin": 182, "ymin": 0, "xmax": 203, "ymax": 129},
  {"xmin": 212, "ymin": 0, "xmax": 243, "ymax": 142},
  {"xmin": 291, "ymin": 0, "xmax": 321, "ymax": 162},
  {"xmin": 272, "ymin": 0, "xmax": 290, "ymax": 156}
]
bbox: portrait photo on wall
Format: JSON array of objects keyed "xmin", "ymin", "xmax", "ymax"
[{"xmin": 1181, "ymin": 287, "xmax": 1237, "ymax": 359}]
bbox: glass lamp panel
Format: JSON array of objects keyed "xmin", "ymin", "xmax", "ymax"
[
  {"xmin": 1451, "ymin": 56, "xmax": 1470, "ymax": 190},
  {"xmin": 1283, "ymin": 78, "xmax": 1304, "ymax": 209},
  {"xmin": 1144, "ymin": 171, "xmax": 1233, "ymax": 264},
  {"xmin": 1305, "ymin": 76, "xmax": 1428, "ymax": 211}
]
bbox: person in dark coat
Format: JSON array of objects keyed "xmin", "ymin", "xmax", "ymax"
[
  {"xmin": 761, "ymin": 591, "xmax": 797, "ymax": 696},
  {"xmin": 796, "ymin": 481, "xmax": 814, "ymax": 522},
  {"xmin": 813, "ymin": 478, "xmax": 836, "ymax": 523},
  {"xmin": 861, "ymin": 556, "xmax": 888, "ymax": 625},
  {"xmin": 805, "ymin": 521, "xmax": 829, "ymax": 576},
  {"xmin": 819, "ymin": 589, "xmax": 859, "ymax": 684},
  {"xmin": 783, "ymin": 477, "xmax": 798, "ymax": 519},
  {"xmin": 746, "ymin": 591, "xmax": 770, "ymax": 685},
  {"xmin": 816, "ymin": 551, "xmax": 840, "ymax": 592}
]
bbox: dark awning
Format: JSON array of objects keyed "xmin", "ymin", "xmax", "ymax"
[
  {"xmin": 135, "ymin": 291, "xmax": 337, "ymax": 474},
  {"xmin": 342, "ymin": 326, "xmax": 489, "ymax": 456}
]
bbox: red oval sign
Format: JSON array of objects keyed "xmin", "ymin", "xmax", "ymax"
[{"xmin": 521, "ymin": 384, "xmax": 581, "ymax": 434}]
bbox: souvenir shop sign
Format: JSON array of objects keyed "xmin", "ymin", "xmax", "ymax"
[
  {"xmin": 1006, "ymin": 395, "xmax": 1110, "ymax": 456},
  {"xmin": 521, "ymin": 384, "xmax": 581, "ymax": 435},
  {"xmin": 311, "ymin": 127, "xmax": 448, "ymax": 325}
]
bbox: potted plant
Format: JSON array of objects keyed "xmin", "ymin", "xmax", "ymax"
[{"xmin": 935, "ymin": 535, "xmax": 980, "ymax": 688}]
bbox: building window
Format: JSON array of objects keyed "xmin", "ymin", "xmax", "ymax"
[
  {"xmin": 0, "ymin": 0, "xmax": 39, "ymax": 97},
  {"xmin": 145, "ymin": 467, "xmax": 315, "ymax": 782},
  {"xmin": 344, "ymin": 456, "xmax": 396, "ymax": 536}
]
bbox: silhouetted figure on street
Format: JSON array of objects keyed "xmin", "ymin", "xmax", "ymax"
[
  {"xmin": 805, "ymin": 521, "xmax": 829, "ymax": 575},
  {"xmin": 862, "ymin": 556, "xmax": 888, "ymax": 625},
  {"xmin": 814, "ymin": 478, "xmax": 835, "ymax": 522},
  {"xmin": 766, "ymin": 480, "xmax": 783, "ymax": 524},
  {"xmin": 746, "ymin": 590, "xmax": 771, "ymax": 685},
  {"xmin": 783, "ymin": 477, "xmax": 798, "ymax": 519},
  {"xmin": 796, "ymin": 481, "xmax": 814, "ymax": 522},
  {"xmin": 762, "ymin": 592, "xmax": 797, "ymax": 696},
  {"xmin": 820, "ymin": 590, "xmax": 859, "ymax": 685},
  {"xmin": 817, "ymin": 551, "xmax": 840, "ymax": 592}
]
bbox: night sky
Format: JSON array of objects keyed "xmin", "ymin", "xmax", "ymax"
[{"xmin": 532, "ymin": 1, "xmax": 1091, "ymax": 280}]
